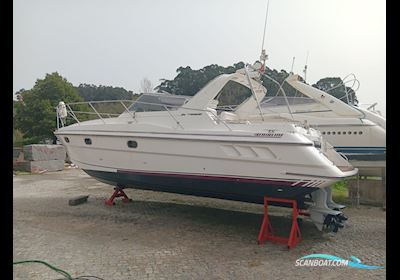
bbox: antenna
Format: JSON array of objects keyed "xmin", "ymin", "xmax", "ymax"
[
  {"xmin": 259, "ymin": 0, "xmax": 270, "ymax": 71},
  {"xmin": 290, "ymin": 57, "xmax": 295, "ymax": 74},
  {"xmin": 303, "ymin": 51, "xmax": 309, "ymax": 82}
]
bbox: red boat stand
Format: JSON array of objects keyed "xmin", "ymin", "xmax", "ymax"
[
  {"xmin": 258, "ymin": 197, "xmax": 307, "ymax": 249},
  {"xmin": 104, "ymin": 186, "xmax": 132, "ymax": 206}
]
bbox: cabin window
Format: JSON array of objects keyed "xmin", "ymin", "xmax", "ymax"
[
  {"xmin": 354, "ymin": 131, "xmax": 357, "ymax": 135},
  {"xmin": 337, "ymin": 131, "xmax": 341, "ymax": 135},
  {"xmin": 343, "ymin": 132, "xmax": 346, "ymax": 135},
  {"xmin": 348, "ymin": 131, "xmax": 352, "ymax": 135},
  {"xmin": 327, "ymin": 132, "xmax": 331, "ymax": 135},
  {"xmin": 332, "ymin": 132, "xmax": 336, "ymax": 135},
  {"xmin": 127, "ymin": 140, "xmax": 138, "ymax": 148},
  {"xmin": 359, "ymin": 131, "xmax": 363, "ymax": 135},
  {"xmin": 84, "ymin": 138, "xmax": 92, "ymax": 145},
  {"xmin": 64, "ymin": 137, "xmax": 70, "ymax": 143},
  {"xmin": 322, "ymin": 131, "xmax": 326, "ymax": 135}
]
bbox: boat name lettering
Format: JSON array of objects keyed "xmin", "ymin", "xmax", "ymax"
[{"xmin": 255, "ymin": 132, "xmax": 284, "ymax": 138}]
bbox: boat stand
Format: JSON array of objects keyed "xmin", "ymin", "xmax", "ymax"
[
  {"xmin": 258, "ymin": 197, "xmax": 307, "ymax": 249},
  {"xmin": 104, "ymin": 185, "xmax": 132, "ymax": 206}
]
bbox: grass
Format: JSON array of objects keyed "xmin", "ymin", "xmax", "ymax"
[
  {"xmin": 331, "ymin": 180, "xmax": 351, "ymax": 204},
  {"xmin": 13, "ymin": 171, "xmax": 35, "ymax": 176}
]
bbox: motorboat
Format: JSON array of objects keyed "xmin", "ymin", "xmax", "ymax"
[
  {"xmin": 261, "ymin": 75, "xmax": 385, "ymax": 177},
  {"xmin": 55, "ymin": 66, "xmax": 358, "ymax": 232}
]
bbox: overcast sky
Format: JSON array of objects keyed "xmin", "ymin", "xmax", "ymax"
[{"xmin": 13, "ymin": 0, "xmax": 386, "ymax": 116}]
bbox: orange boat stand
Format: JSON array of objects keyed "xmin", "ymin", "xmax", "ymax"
[
  {"xmin": 258, "ymin": 197, "xmax": 309, "ymax": 249},
  {"xmin": 104, "ymin": 186, "xmax": 132, "ymax": 206}
]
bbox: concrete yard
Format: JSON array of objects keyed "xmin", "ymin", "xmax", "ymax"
[{"xmin": 13, "ymin": 168, "xmax": 386, "ymax": 280}]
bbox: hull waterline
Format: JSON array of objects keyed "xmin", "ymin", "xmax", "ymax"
[{"xmin": 83, "ymin": 169, "xmax": 319, "ymax": 208}]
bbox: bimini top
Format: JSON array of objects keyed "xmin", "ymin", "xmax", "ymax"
[{"xmin": 284, "ymin": 75, "xmax": 364, "ymax": 118}]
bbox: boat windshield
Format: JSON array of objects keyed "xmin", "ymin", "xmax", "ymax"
[
  {"xmin": 128, "ymin": 94, "xmax": 191, "ymax": 112},
  {"xmin": 214, "ymin": 80, "xmax": 253, "ymax": 112}
]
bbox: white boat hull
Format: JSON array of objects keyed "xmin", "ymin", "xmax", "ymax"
[{"xmin": 57, "ymin": 131, "xmax": 356, "ymax": 207}]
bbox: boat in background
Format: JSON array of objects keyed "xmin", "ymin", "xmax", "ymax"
[
  {"xmin": 215, "ymin": 66, "xmax": 385, "ymax": 178},
  {"xmin": 260, "ymin": 74, "xmax": 385, "ymax": 177}
]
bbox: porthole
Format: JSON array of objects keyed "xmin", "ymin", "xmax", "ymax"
[
  {"xmin": 354, "ymin": 131, "xmax": 357, "ymax": 135},
  {"xmin": 332, "ymin": 132, "xmax": 336, "ymax": 135},
  {"xmin": 84, "ymin": 138, "xmax": 92, "ymax": 145},
  {"xmin": 359, "ymin": 131, "xmax": 363, "ymax": 135},
  {"xmin": 322, "ymin": 131, "xmax": 326, "ymax": 135},
  {"xmin": 343, "ymin": 132, "xmax": 346, "ymax": 135},
  {"xmin": 64, "ymin": 137, "xmax": 70, "ymax": 143},
  {"xmin": 337, "ymin": 132, "xmax": 341, "ymax": 135},
  {"xmin": 127, "ymin": 140, "xmax": 138, "ymax": 148},
  {"xmin": 348, "ymin": 131, "xmax": 352, "ymax": 135},
  {"xmin": 327, "ymin": 131, "xmax": 331, "ymax": 135}
]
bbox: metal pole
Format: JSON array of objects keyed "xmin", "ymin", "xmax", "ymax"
[
  {"xmin": 244, "ymin": 65, "xmax": 265, "ymax": 121},
  {"xmin": 382, "ymin": 167, "xmax": 386, "ymax": 210},
  {"xmin": 290, "ymin": 57, "xmax": 295, "ymax": 74},
  {"xmin": 88, "ymin": 102, "xmax": 106, "ymax": 124},
  {"xmin": 163, "ymin": 105, "xmax": 184, "ymax": 129},
  {"xmin": 356, "ymin": 175, "xmax": 360, "ymax": 208},
  {"xmin": 56, "ymin": 110, "xmax": 59, "ymax": 129},
  {"xmin": 260, "ymin": 0, "xmax": 271, "ymax": 55}
]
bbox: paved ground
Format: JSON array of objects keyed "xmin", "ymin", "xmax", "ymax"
[{"xmin": 13, "ymin": 168, "xmax": 386, "ymax": 280}]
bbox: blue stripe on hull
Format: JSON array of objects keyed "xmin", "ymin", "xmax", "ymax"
[
  {"xmin": 345, "ymin": 154, "xmax": 386, "ymax": 161},
  {"xmin": 336, "ymin": 149, "xmax": 385, "ymax": 154},
  {"xmin": 83, "ymin": 169, "xmax": 318, "ymax": 209},
  {"xmin": 334, "ymin": 146, "xmax": 386, "ymax": 161}
]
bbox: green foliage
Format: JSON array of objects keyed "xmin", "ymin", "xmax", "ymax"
[
  {"xmin": 331, "ymin": 180, "xmax": 349, "ymax": 203},
  {"xmin": 312, "ymin": 77, "xmax": 357, "ymax": 104},
  {"xmin": 13, "ymin": 64, "xmax": 358, "ymax": 145},
  {"xmin": 72, "ymin": 84, "xmax": 139, "ymax": 120},
  {"xmin": 156, "ymin": 62, "xmax": 357, "ymax": 104},
  {"xmin": 13, "ymin": 128, "xmax": 24, "ymax": 147},
  {"xmin": 13, "ymin": 100, "xmax": 18, "ymax": 128},
  {"xmin": 14, "ymin": 72, "xmax": 84, "ymax": 143},
  {"xmin": 155, "ymin": 62, "xmax": 299, "ymax": 99},
  {"xmin": 79, "ymin": 100, "xmax": 138, "ymax": 119},
  {"xmin": 156, "ymin": 62, "xmax": 245, "ymax": 96},
  {"xmin": 261, "ymin": 67, "xmax": 303, "ymax": 97},
  {"xmin": 215, "ymin": 81, "xmax": 252, "ymax": 106},
  {"xmin": 14, "ymin": 74, "xmax": 140, "ymax": 144},
  {"xmin": 332, "ymin": 180, "xmax": 348, "ymax": 192},
  {"xmin": 75, "ymin": 84, "xmax": 136, "ymax": 101}
]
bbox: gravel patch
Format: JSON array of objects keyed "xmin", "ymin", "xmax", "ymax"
[{"xmin": 13, "ymin": 169, "xmax": 386, "ymax": 279}]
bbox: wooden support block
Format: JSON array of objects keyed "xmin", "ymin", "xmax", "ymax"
[{"xmin": 69, "ymin": 195, "xmax": 89, "ymax": 206}]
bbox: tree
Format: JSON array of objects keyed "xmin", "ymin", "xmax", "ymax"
[
  {"xmin": 13, "ymin": 99, "xmax": 24, "ymax": 146},
  {"xmin": 14, "ymin": 72, "xmax": 84, "ymax": 143},
  {"xmin": 312, "ymin": 77, "xmax": 358, "ymax": 104},
  {"xmin": 75, "ymin": 84, "xmax": 135, "ymax": 101},
  {"xmin": 15, "ymin": 88, "xmax": 25, "ymax": 102},
  {"xmin": 155, "ymin": 62, "xmax": 357, "ymax": 104},
  {"xmin": 140, "ymin": 78, "xmax": 154, "ymax": 93},
  {"xmin": 155, "ymin": 63, "xmax": 245, "ymax": 96},
  {"xmin": 261, "ymin": 67, "xmax": 300, "ymax": 97}
]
